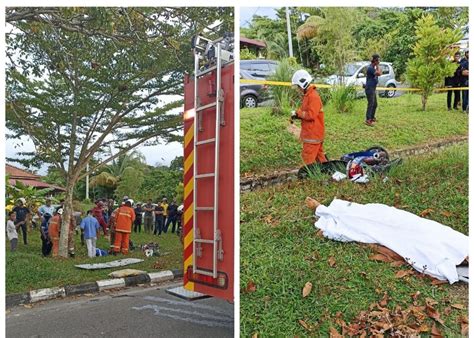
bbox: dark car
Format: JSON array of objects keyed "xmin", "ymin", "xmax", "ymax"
[
  {"xmin": 240, "ymin": 59, "xmax": 279, "ymax": 79},
  {"xmin": 240, "ymin": 70, "xmax": 269, "ymax": 108}
]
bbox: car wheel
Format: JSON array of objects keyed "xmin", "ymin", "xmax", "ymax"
[
  {"xmin": 243, "ymin": 95, "xmax": 258, "ymax": 108},
  {"xmin": 385, "ymin": 84, "xmax": 396, "ymax": 98}
]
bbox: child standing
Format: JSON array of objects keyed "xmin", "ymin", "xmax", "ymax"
[{"xmin": 7, "ymin": 211, "xmax": 19, "ymax": 252}]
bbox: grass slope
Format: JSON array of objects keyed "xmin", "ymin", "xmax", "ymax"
[
  {"xmin": 240, "ymin": 144, "xmax": 468, "ymax": 336},
  {"xmin": 6, "ymin": 230, "xmax": 182, "ymax": 294},
  {"xmin": 241, "ymin": 93, "xmax": 468, "ymax": 175}
]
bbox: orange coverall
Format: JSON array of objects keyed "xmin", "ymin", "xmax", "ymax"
[
  {"xmin": 296, "ymin": 85, "xmax": 327, "ymax": 165},
  {"xmin": 48, "ymin": 214, "xmax": 61, "ymax": 257},
  {"xmin": 112, "ymin": 206, "xmax": 135, "ymax": 254}
]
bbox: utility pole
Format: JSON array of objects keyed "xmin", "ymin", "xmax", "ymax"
[
  {"xmin": 86, "ymin": 163, "xmax": 89, "ymax": 200},
  {"xmin": 286, "ymin": 7, "xmax": 294, "ymax": 58}
]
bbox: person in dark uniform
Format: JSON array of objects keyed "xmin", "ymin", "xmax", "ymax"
[
  {"xmin": 460, "ymin": 50, "xmax": 469, "ymax": 113},
  {"xmin": 365, "ymin": 54, "xmax": 382, "ymax": 127},
  {"xmin": 445, "ymin": 51, "xmax": 462, "ymax": 110},
  {"xmin": 133, "ymin": 203, "xmax": 143, "ymax": 233}
]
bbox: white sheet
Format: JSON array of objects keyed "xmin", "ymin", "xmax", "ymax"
[{"xmin": 315, "ymin": 199, "xmax": 468, "ymax": 283}]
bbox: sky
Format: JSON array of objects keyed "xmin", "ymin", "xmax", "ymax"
[
  {"xmin": 5, "ymin": 99, "xmax": 184, "ymax": 175},
  {"xmin": 6, "ymin": 135, "xmax": 183, "ymax": 176},
  {"xmin": 240, "ymin": 7, "xmax": 278, "ymax": 28}
]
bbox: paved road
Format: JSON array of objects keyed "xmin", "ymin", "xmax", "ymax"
[{"xmin": 6, "ymin": 281, "xmax": 234, "ymax": 338}]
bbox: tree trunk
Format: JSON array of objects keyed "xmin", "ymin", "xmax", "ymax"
[
  {"xmin": 58, "ymin": 180, "xmax": 75, "ymax": 258},
  {"xmin": 421, "ymin": 94, "xmax": 428, "ymax": 111}
]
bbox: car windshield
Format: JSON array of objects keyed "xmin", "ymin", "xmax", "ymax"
[{"xmin": 343, "ymin": 64, "xmax": 361, "ymax": 76}]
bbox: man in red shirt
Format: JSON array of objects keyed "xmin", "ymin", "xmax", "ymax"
[
  {"xmin": 291, "ymin": 69, "xmax": 327, "ymax": 165},
  {"xmin": 92, "ymin": 201, "xmax": 108, "ymax": 236},
  {"xmin": 111, "ymin": 199, "xmax": 135, "ymax": 255}
]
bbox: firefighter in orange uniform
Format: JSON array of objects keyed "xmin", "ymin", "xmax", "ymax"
[
  {"xmin": 112, "ymin": 199, "xmax": 135, "ymax": 255},
  {"xmin": 48, "ymin": 208, "xmax": 63, "ymax": 257},
  {"xmin": 291, "ymin": 69, "xmax": 327, "ymax": 165}
]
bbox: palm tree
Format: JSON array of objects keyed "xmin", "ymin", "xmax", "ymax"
[{"xmin": 90, "ymin": 150, "xmax": 146, "ymax": 189}]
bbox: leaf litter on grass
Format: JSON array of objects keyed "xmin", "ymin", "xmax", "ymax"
[
  {"xmin": 240, "ymin": 145, "xmax": 468, "ymax": 336},
  {"xmin": 328, "ymin": 291, "xmax": 456, "ymax": 337}
]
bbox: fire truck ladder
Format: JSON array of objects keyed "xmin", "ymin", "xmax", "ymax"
[{"xmin": 192, "ymin": 42, "xmax": 226, "ymax": 278}]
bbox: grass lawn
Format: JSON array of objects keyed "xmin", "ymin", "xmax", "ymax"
[
  {"xmin": 241, "ymin": 93, "xmax": 468, "ymax": 175},
  {"xmin": 6, "ymin": 228, "xmax": 183, "ymax": 294},
  {"xmin": 240, "ymin": 144, "xmax": 468, "ymax": 336}
]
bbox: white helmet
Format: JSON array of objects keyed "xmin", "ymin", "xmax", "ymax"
[
  {"xmin": 292, "ymin": 69, "xmax": 313, "ymax": 90},
  {"xmin": 126, "ymin": 199, "xmax": 134, "ymax": 206},
  {"xmin": 57, "ymin": 208, "xmax": 64, "ymax": 215},
  {"xmin": 18, "ymin": 198, "xmax": 26, "ymax": 205}
]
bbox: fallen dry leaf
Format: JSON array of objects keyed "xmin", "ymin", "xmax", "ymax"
[
  {"xmin": 23, "ymin": 304, "xmax": 32, "ymax": 309},
  {"xmin": 441, "ymin": 210, "xmax": 453, "ymax": 217},
  {"xmin": 459, "ymin": 315, "xmax": 468, "ymax": 336},
  {"xmin": 431, "ymin": 324, "xmax": 443, "ymax": 337},
  {"xmin": 411, "ymin": 291, "xmax": 421, "ymax": 301},
  {"xmin": 431, "ymin": 279, "xmax": 449, "ymax": 286},
  {"xmin": 395, "ymin": 270, "xmax": 413, "ymax": 278},
  {"xmin": 419, "ymin": 208, "xmax": 434, "ymax": 217},
  {"xmin": 329, "ymin": 327, "xmax": 343, "ymax": 338},
  {"xmin": 390, "ymin": 261, "xmax": 405, "ymax": 267},
  {"xmin": 328, "ymin": 256, "xmax": 336, "ymax": 267},
  {"xmin": 302, "ymin": 282, "xmax": 313, "ymax": 298},
  {"xmin": 245, "ymin": 281, "xmax": 257, "ymax": 293},
  {"xmin": 426, "ymin": 304, "xmax": 444, "ymax": 325},
  {"xmin": 419, "ymin": 323, "xmax": 430, "ymax": 332},
  {"xmin": 451, "ymin": 304, "xmax": 465, "ymax": 310},
  {"xmin": 298, "ymin": 319, "xmax": 311, "ymax": 331},
  {"xmin": 315, "ymin": 230, "xmax": 325, "ymax": 238},
  {"xmin": 379, "ymin": 292, "xmax": 389, "ymax": 307},
  {"xmin": 369, "ymin": 254, "xmax": 392, "ymax": 263},
  {"xmin": 425, "ymin": 297, "xmax": 438, "ymax": 306}
]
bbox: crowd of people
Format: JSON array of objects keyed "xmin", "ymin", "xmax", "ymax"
[
  {"xmin": 6, "ymin": 196, "xmax": 184, "ymax": 259},
  {"xmin": 445, "ymin": 49, "xmax": 469, "ymax": 113}
]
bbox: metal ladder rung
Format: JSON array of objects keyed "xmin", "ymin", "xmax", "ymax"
[
  {"xmin": 196, "ymin": 138, "xmax": 216, "ymax": 146},
  {"xmin": 195, "ymin": 173, "xmax": 215, "ymax": 179},
  {"xmin": 196, "ymin": 102, "xmax": 217, "ymax": 112},
  {"xmin": 195, "ymin": 207, "xmax": 214, "ymax": 211},
  {"xmin": 194, "ymin": 239, "xmax": 215, "ymax": 244},
  {"xmin": 193, "ymin": 269, "xmax": 215, "ymax": 277},
  {"xmin": 196, "ymin": 65, "xmax": 218, "ymax": 77}
]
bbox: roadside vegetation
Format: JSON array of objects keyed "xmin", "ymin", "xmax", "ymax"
[{"xmin": 241, "ymin": 93, "xmax": 468, "ymax": 175}]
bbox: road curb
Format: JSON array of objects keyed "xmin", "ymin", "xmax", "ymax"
[
  {"xmin": 240, "ymin": 136, "xmax": 468, "ymax": 192},
  {"xmin": 6, "ymin": 269, "xmax": 182, "ymax": 309}
]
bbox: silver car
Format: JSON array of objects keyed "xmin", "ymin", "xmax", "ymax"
[{"xmin": 326, "ymin": 61, "xmax": 400, "ymax": 98}]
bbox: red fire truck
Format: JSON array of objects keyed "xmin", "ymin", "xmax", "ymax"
[{"xmin": 168, "ymin": 34, "xmax": 234, "ymax": 302}]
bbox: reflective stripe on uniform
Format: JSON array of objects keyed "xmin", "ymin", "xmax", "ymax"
[
  {"xmin": 302, "ymin": 139, "xmax": 323, "ymax": 144},
  {"xmin": 118, "ymin": 212, "xmax": 132, "ymax": 218},
  {"xmin": 115, "ymin": 229, "xmax": 132, "ymax": 234}
]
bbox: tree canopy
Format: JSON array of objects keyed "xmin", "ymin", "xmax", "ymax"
[{"xmin": 6, "ymin": 6, "xmax": 233, "ymax": 257}]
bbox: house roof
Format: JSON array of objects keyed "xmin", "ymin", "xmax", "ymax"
[
  {"xmin": 6, "ymin": 164, "xmax": 65, "ymax": 192},
  {"xmin": 240, "ymin": 36, "xmax": 266, "ymax": 48},
  {"xmin": 6, "ymin": 164, "xmax": 40, "ymax": 180}
]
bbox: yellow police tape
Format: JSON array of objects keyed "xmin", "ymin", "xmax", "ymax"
[{"xmin": 240, "ymin": 79, "xmax": 469, "ymax": 92}]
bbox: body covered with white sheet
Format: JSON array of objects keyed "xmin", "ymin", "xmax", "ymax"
[{"xmin": 314, "ymin": 199, "xmax": 468, "ymax": 284}]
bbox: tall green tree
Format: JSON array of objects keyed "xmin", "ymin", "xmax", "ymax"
[
  {"xmin": 297, "ymin": 8, "xmax": 358, "ymax": 82},
  {"xmin": 406, "ymin": 14, "xmax": 462, "ymax": 111},
  {"xmin": 6, "ymin": 7, "xmax": 232, "ymax": 257},
  {"xmin": 115, "ymin": 166, "xmax": 145, "ymax": 200}
]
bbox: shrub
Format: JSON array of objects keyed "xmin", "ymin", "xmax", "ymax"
[
  {"xmin": 330, "ymin": 85, "xmax": 357, "ymax": 113},
  {"xmin": 269, "ymin": 58, "xmax": 301, "ymax": 115},
  {"xmin": 240, "ymin": 47, "xmax": 257, "ymax": 60}
]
